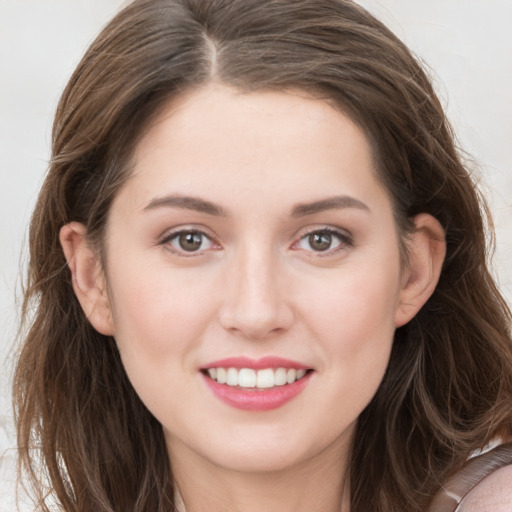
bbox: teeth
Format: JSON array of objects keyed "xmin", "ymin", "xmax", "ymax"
[
  {"xmin": 217, "ymin": 367, "xmax": 227, "ymax": 384},
  {"xmin": 256, "ymin": 368, "xmax": 275, "ymax": 388},
  {"xmin": 226, "ymin": 367, "xmax": 238, "ymax": 386},
  {"xmin": 205, "ymin": 367, "xmax": 309, "ymax": 389},
  {"xmin": 275, "ymin": 367, "xmax": 287, "ymax": 386},
  {"xmin": 238, "ymin": 368, "xmax": 256, "ymax": 388}
]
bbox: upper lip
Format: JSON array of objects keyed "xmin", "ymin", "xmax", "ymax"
[{"xmin": 201, "ymin": 356, "xmax": 311, "ymax": 370}]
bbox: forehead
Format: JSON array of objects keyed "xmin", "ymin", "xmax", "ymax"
[
  {"xmin": 110, "ymin": 83, "xmax": 393, "ymax": 222},
  {"xmin": 135, "ymin": 86, "xmax": 374, "ymax": 177}
]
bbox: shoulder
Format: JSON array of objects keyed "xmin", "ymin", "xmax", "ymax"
[{"xmin": 459, "ymin": 464, "xmax": 512, "ymax": 511}]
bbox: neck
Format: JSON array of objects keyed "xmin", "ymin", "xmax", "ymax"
[{"xmin": 169, "ymin": 438, "xmax": 351, "ymax": 512}]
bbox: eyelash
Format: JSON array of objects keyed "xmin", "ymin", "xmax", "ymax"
[
  {"xmin": 159, "ymin": 227, "xmax": 353, "ymax": 257},
  {"xmin": 292, "ymin": 227, "xmax": 353, "ymax": 256},
  {"xmin": 159, "ymin": 228, "xmax": 220, "ymax": 257}
]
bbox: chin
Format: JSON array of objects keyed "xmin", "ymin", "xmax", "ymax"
[
  {"xmin": 208, "ymin": 448, "xmax": 306, "ymax": 474},
  {"xmin": 198, "ymin": 429, "xmax": 336, "ymax": 474}
]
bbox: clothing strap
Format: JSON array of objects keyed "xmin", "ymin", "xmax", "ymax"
[{"xmin": 427, "ymin": 442, "xmax": 512, "ymax": 511}]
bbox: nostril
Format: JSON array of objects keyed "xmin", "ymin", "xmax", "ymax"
[{"xmin": 218, "ymin": 305, "xmax": 295, "ymax": 340}]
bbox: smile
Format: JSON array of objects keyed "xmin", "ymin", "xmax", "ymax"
[
  {"xmin": 201, "ymin": 357, "xmax": 314, "ymax": 411},
  {"xmin": 204, "ymin": 367, "xmax": 308, "ymax": 389}
]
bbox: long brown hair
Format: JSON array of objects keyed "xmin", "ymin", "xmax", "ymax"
[{"xmin": 14, "ymin": 1, "xmax": 512, "ymax": 510}]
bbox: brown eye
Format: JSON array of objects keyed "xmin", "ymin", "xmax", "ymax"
[
  {"xmin": 308, "ymin": 232, "xmax": 332, "ymax": 251},
  {"xmin": 163, "ymin": 230, "xmax": 216, "ymax": 254},
  {"xmin": 178, "ymin": 232, "xmax": 204, "ymax": 252},
  {"xmin": 295, "ymin": 228, "xmax": 352, "ymax": 254}
]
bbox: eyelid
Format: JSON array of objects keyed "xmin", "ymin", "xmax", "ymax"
[
  {"xmin": 291, "ymin": 226, "xmax": 354, "ymax": 255},
  {"xmin": 158, "ymin": 225, "xmax": 222, "ymax": 256},
  {"xmin": 157, "ymin": 224, "xmax": 352, "ymax": 257}
]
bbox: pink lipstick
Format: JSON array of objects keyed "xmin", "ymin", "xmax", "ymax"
[{"xmin": 200, "ymin": 356, "xmax": 313, "ymax": 411}]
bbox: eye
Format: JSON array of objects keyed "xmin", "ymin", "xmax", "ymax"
[
  {"xmin": 161, "ymin": 229, "xmax": 218, "ymax": 255},
  {"xmin": 294, "ymin": 228, "xmax": 352, "ymax": 254}
]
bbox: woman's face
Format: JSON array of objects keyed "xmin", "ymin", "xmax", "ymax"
[{"xmin": 101, "ymin": 84, "xmax": 407, "ymax": 474}]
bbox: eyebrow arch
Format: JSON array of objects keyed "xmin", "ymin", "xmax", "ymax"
[
  {"xmin": 142, "ymin": 195, "xmax": 228, "ymax": 216},
  {"xmin": 291, "ymin": 195, "xmax": 370, "ymax": 217}
]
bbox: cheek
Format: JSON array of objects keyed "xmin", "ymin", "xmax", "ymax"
[
  {"xmin": 302, "ymin": 258, "xmax": 401, "ymax": 345},
  {"xmin": 297, "ymin": 257, "xmax": 401, "ymax": 402},
  {"xmin": 105, "ymin": 265, "xmax": 218, "ymax": 420},
  {"xmin": 107, "ymin": 260, "xmax": 217, "ymax": 359},
  {"xmin": 319, "ymin": 284, "xmax": 396, "ymax": 379}
]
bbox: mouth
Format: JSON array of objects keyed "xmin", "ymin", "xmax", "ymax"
[
  {"xmin": 201, "ymin": 367, "xmax": 312, "ymax": 390},
  {"xmin": 200, "ymin": 357, "xmax": 314, "ymax": 411}
]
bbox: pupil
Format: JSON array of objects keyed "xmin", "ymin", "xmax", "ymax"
[
  {"xmin": 309, "ymin": 232, "xmax": 331, "ymax": 251},
  {"xmin": 179, "ymin": 232, "xmax": 202, "ymax": 251}
]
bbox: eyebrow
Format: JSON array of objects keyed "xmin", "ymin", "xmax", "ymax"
[
  {"xmin": 142, "ymin": 193, "xmax": 370, "ymax": 217},
  {"xmin": 291, "ymin": 195, "xmax": 370, "ymax": 216},
  {"xmin": 142, "ymin": 195, "xmax": 228, "ymax": 216}
]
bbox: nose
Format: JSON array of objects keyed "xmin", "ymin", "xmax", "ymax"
[{"xmin": 218, "ymin": 245, "xmax": 294, "ymax": 340}]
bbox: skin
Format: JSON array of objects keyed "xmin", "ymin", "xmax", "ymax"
[{"xmin": 61, "ymin": 84, "xmax": 445, "ymax": 512}]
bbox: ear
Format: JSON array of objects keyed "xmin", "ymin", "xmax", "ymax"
[
  {"xmin": 395, "ymin": 213, "xmax": 446, "ymax": 327},
  {"xmin": 59, "ymin": 222, "xmax": 115, "ymax": 336}
]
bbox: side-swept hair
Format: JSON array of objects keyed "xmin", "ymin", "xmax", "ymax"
[{"xmin": 14, "ymin": 1, "xmax": 512, "ymax": 510}]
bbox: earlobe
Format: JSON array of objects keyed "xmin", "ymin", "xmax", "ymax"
[
  {"xmin": 395, "ymin": 213, "xmax": 446, "ymax": 327},
  {"xmin": 59, "ymin": 222, "xmax": 115, "ymax": 336}
]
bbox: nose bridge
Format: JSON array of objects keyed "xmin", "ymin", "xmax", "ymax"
[{"xmin": 219, "ymin": 237, "xmax": 293, "ymax": 338}]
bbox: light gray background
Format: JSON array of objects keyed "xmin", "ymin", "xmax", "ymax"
[{"xmin": 1, "ymin": 1, "xmax": 511, "ymax": 509}]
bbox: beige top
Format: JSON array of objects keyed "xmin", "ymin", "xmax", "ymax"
[{"xmin": 427, "ymin": 442, "xmax": 512, "ymax": 511}]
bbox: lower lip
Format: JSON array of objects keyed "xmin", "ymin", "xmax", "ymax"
[{"xmin": 202, "ymin": 372, "xmax": 312, "ymax": 411}]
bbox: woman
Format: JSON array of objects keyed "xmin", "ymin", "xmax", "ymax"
[{"xmin": 14, "ymin": 0, "xmax": 512, "ymax": 511}]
